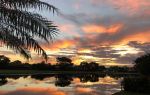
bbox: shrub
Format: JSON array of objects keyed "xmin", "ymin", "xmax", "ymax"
[
  {"xmin": 134, "ymin": 53, "xmax": 150, "ymax": 76},
  {"xmin": 122, "ymin": 77, "xmax": 150, "ymax": 93}
]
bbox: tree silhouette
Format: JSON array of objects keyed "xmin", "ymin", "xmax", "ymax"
[
  {"xmin": 0, "ymin": 77, "xmax": 7, "ymax": 86},
  {"xmin": 80, "ymin": 61, "xmax": 89, "ymax": 71},
  {"xmin": 0, "ymin": 0, "xmax": 58, "ymax": 60},
  {"xmin": 79, "ymin": 74, "xmax": 99, "ymax": 83},
  {"xmin": 57, "ymin": 57, "xmax": 72, "ymax": 64},
  {"xmin": 0, "ymin": 55, "xmax": 10, "ymax": 69},
  {"xmin": 134, "ymin": 53, "xmax": 150, "ymax": 76},
  {"xmin": 89, "ymin": 62, "xmax": 99, "ymax": 71},
  {"xmin": 56, "ymin": 57, "xmax": 73, "ymax": 70},
  {"xmin": 31, "ymin": 61, "xmax": 52, "ymax": 70},
  {"xmin": 79, "ymin": 61, "xmax": 101, "ymax": 71},
  {"xmin": 55, "ymin": 75, "xmax": 73, "ymax": 87}
]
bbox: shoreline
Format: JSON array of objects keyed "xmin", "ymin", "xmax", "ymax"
[{"xmin": 0, "ymin": 70, "xmax": 139, "ymax": 76}]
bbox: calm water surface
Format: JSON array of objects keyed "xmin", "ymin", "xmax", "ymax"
[{"xmin": 0, "ymin": 74, "xmax": 123, "ymax": 95}]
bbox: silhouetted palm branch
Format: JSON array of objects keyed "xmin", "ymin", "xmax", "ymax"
[{"xmin": 0, "ymin": 0, "xmax": 58, "ymax": 60}]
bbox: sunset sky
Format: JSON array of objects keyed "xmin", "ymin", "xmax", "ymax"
[{"xmin": 1, "ymin": 0, "xmax": 150, "ymax": 66}]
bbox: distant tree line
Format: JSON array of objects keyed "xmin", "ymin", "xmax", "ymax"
[{"xmin": 0, "ymin": 55, "xmax": 135, "ymax": 73}]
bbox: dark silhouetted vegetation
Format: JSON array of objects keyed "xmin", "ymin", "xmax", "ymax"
[
  {"xmin": 113, "ymin": 91, "xmax": 149, "ymax": 95},
  {"xmin": 119, "ymin": 53, "xmax": 150, "ymax": 94},
  {"xmin": 122, "ymin": 77, "xmax": 150, "ymax": 93},
  {"xmin": 0, "ymin": 55, "xmax": 136, "ymax": 73},
  {"xmin": 107, "ymin": 66, "xmax": 133, "ymax": 73},
  {"xmin": 0, "ymin": 0, "xmax": 58, "ymax": 60},
  {"xmin": 134, "ymin": 53, "xmax": 150, "ymax": 76},
  {"xmin": 55, "ymin": 74, "xmax": 73, "ymax": 87},
  {"xmin": 0, "ymin": 72, "xmax": 139, "ymax": 87}
]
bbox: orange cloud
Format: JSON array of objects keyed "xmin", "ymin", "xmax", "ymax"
[
  {"xmin": 121, "ymin": 31, "xmax": 150, "ymax": 44},
  {"xmin": 82, "ymin": 24, "xmax": 123, "ymax": 34},
  {"xmin": 107, "ymin": 24, "xmax": 123, "ymax": 33},
  {"xmin": 42, "ymin": 39, "xmax": 76, "ymax": 51},
  {"xmin": 76, "ymin": 87, "xmax": 94, "ymax": 93}
]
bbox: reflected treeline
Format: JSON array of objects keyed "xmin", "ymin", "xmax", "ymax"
[
  {"xmin": 79, "ymin": 74, "xmax": 99, "ymax": 83},
  {"xmin": 0, "ymin": 76, "xmax": 7, "ymax": 86},
  {"xmin": 55, "ymin": 74, "xmax": 73, "ymax": 87},
  {"xmin": 0, "ymin": 73, "xmax": 137, "ymax": 87},
  {"xmin": 0, "ymin": 75, "xmax": 28, "ymax": 86}
]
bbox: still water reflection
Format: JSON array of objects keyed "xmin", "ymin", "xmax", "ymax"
[{"xmin": 0, "ymin": 74, "xmax": 123, "ymax": 95}]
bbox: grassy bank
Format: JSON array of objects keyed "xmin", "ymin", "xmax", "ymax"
[{"xmin": 113, "ymin": 91, "xmax": 149, "ymax": 95}]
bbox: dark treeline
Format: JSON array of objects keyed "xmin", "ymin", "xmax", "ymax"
[
  {"xmin": 121, "ymin": 53, "xmax": 150, "ymax": 94},
  {"xmin": 0, "ymin": 55, "xmax": 136, "ymax": 73}
]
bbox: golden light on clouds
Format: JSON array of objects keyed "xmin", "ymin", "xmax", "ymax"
[
  {"xmin": 82, "ymin": 24, "xmax": 123, "ymax": 34},
  {"xmin": 112, "ymin": 45, "xmax": 140, "ymax": 56},
  {"xmin": 78, "ymin": 49, "xmax": 93, "ymax": 53},
  {"xmin": 122, "ymin": 31, "xmax": 150, "ymax": 43}
]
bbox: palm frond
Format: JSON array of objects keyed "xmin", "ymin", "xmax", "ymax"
[
  {"xmin": 0, "ymin": 7, "xmax": 58, "ymax": 41},
  {"xmin": 0, "ymin": 21, "xmax": 48, "ymax": 60},
  {"xmin": 0, "ymin": 0, "xmax": 58, "ymax": 12},
  {"xmin": 0, "ymin": 0, "xmax": 59, "ymax": 60}
]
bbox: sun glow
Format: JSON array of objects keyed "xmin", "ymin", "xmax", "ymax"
[
  {"xmin": 112, "ymin": 45, "xmax": 140, "ymax": 56},
  {"xmin": 78, "ymin": 49, "xmax": 93, "ymax": 53}
]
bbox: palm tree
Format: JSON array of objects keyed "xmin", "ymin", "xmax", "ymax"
[{"xmin": 0, "ymin": 0, "xmax": 58, "ymax": 60}]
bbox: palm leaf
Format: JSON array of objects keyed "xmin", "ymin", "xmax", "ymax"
[
  {"xmin": 0, "ymin": 0, "xmax": 58, "ymax": 12},
  {"xmin": 0, "ymin": 0, "xmax": 59, "ymax": 60}
]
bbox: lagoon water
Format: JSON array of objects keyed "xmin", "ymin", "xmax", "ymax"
[{"xmin": 0, "ymin": 74, "xmax": 122, "ymax": 95}]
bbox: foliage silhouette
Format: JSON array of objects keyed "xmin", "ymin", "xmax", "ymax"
[
  {"xmin": 0, "ymin": 73, "xmax": 139, "ymax": 88},
  {"xmin": 122, "ymin": 77, "xmax": 150, "ymax": 93},
  {"xmin": 79, "ymin": 61, "xmax": 106, "ymax": 71},
  {"xmin": 0, "ymin": 55, "xmax": 10, "ymax": 69},
  {"xmin": 55, "ymin": 74, "xmax": 73, "ymax": 87},
  {"xmin": 31, "ymin": 61, "xmax": 52, "ymax": 70},
  {"xmin": 108, "ymin": 66, "xmax": 130, "ymax": 73},
  {"xmin": 79, "ymin": 74, "xmax": 99, "ymax": 83},
  {"xmin": 0, "ymin": 77, "xmax": 7, "ymax": 86},
  {"xmin": 0, "ymin": 0, "xmax": 58, "ymax": 60},
  {"xmin": 120, "ymin": 53, "xmax": 150, "ymax": 94},
  {"xmin": 56, "ymin": 57, "xmax": 74, "ymax": 71},
  {"xmin": 0, "ymin": 55, "xmax": 134, "ymax": 73},
  {"xmin": 134, "ymin": 53, "xmax": 150, "ymax": 76}
]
